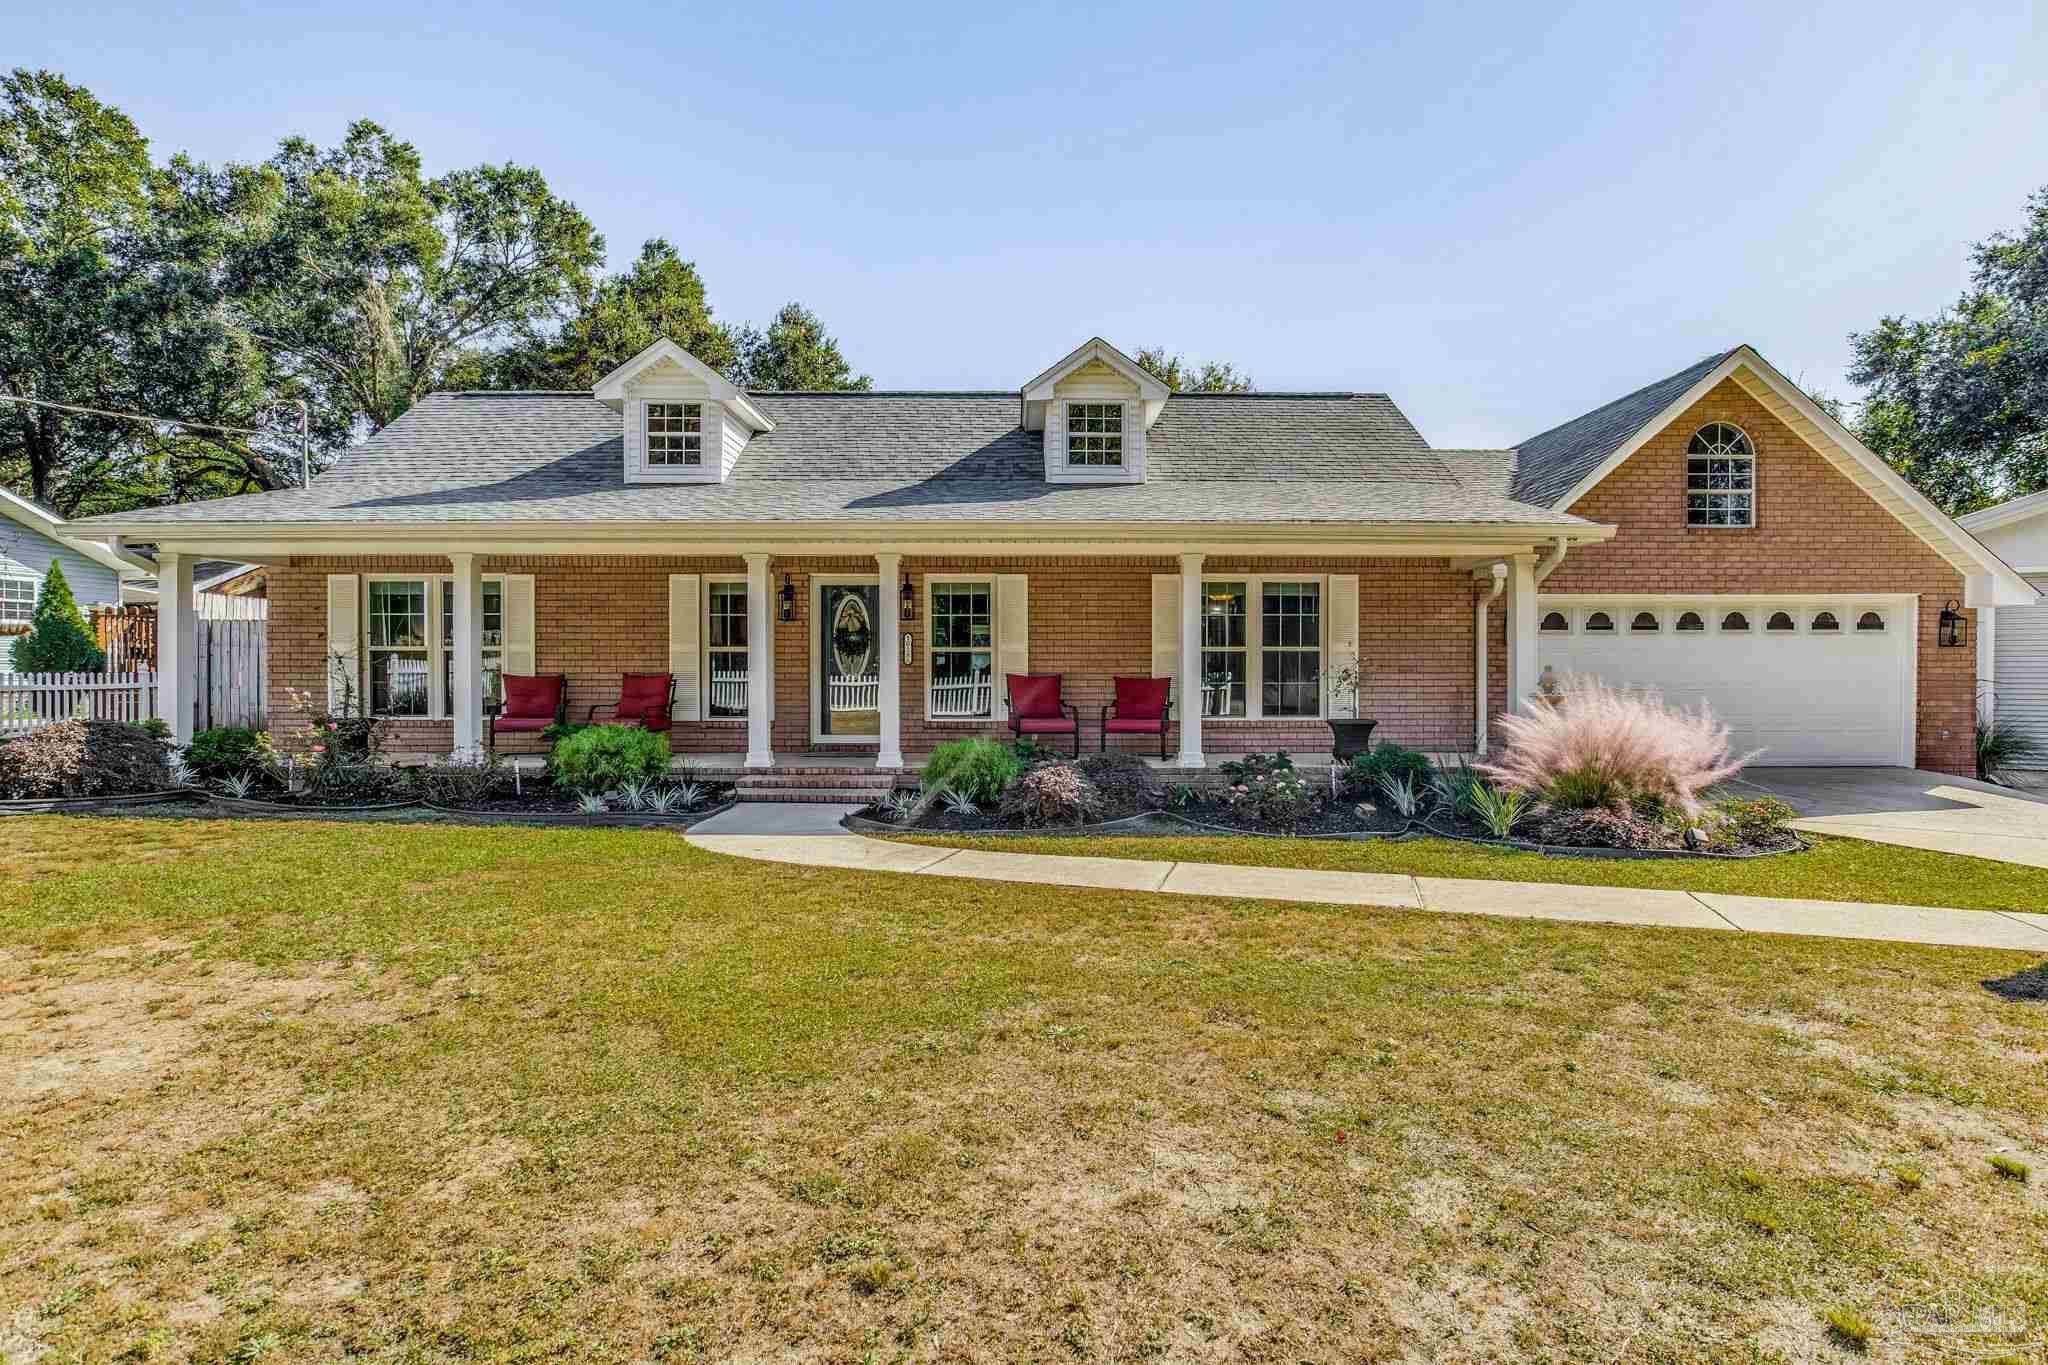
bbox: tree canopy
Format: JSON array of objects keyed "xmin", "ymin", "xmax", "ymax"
[
  {"xmin": 1134, "ymin": 347, "xmax": 1254, "ymax": 393},
  {"xmin": 1850, "ymin": 186, "xmax": 2048, "ymax": 513},
  {"xmin": 730, "ymin": 303, "xmax": 871, "ymax": 391}
]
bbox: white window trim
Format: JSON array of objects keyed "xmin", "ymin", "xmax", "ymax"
[
  {"xmin": 1199, "ymin": 573, "xmax": 1328, "ymax": 722},
  {"xmin": 1685, "ymin": 422, "xmax": 1759, "ymax": 529},
  {"xmin": 704, "ymin": 575, "xmax": 750, "ymax": 721},
  {"xmin": 362, "ymin": 573, "xmax": 507, "ymax": 720},
  {"xmin": 1062, "ymin": 400, "xmax": 1127, "ymax": 471},
  {"xmin": 646, "ymin": 400, "xmax": 706, "ymax": 470},
  {"xmin": 627, "ymin": 394, "xmax": 727, "ymax": 484},
  {"xmin": 923, "ymin": 575, "xmax": 997, "ymax": 723},
  {"xmin": 0, "ymin": 571, "xmax": 34, "ymax": 627}
]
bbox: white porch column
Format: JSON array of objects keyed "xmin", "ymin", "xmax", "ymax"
[
  {"xmin": 744, "ymin": 553, "xmax": 774, "ymax": 768},
  {"xmin": 449, "ymin": 553, "xmax": 484, "ymax": 754},
  {"xmin": 1176, "ymin": 551, "xmax": 1205, "ymax": 767},
  {"xmin": 875, "ymin": 552, "xmax": 905, "ymax": 769},
  {"xmin": 157, "ymin": 551, "xmax": 197, "ymax": 744},
  {"xmin": 1505, "ymin": 552, "xmax": 1538, "ymax": 713}
]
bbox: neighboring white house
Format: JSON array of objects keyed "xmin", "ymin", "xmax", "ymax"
[
  {"xmin": 0, "ymin": 487, "xmax": 150, "ymax": 673},
  {"xmin": 1960, "ymin": 489, "xmax": 2048, "ymax": 766}
]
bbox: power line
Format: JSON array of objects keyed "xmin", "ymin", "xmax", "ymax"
[{"xmin": 0, "ymin": 392, "xmax": 273, "ymax": 438}]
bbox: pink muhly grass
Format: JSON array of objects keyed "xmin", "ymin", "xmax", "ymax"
[{"xmin": 1476, "ymin": 673, "xmax": 1756, "ymax": 818}]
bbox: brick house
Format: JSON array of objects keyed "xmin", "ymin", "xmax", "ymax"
[{"xmin": 69, "ymin": 337, "xmax": 2039, "ymax": 784}]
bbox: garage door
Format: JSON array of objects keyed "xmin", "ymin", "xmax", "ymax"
[
  {"xmin": 1993, "ymin": 576, "xmax": 2048, "ymax": 767},
  {"xmin": 1536, "ymin": 597, "xmax": 1915, "ymax": 766}
]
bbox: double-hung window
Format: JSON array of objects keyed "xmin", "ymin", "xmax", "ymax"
[
  {"xmin": 367, "ymin": 580, "xmax": 430, "ymax": 717},
  {"xmin": 0, "ymin": 570, "xmax": 34, "ymax": 627},
  {"xmin": 647, "ymin": 402, "xmax": 703, "ymax": 467},
  {"xmin": 1200, "ymin": 582, "xmax": 1248, "ymax": 717},
  {"xmin": 438, "ymin": 581, "xmax": 504, "ymax": 712},
  {"xmin": 928, "ymin": 581, "xmax": 994, "ymax": 718},
  {"xmin": 1065, "ymin": 402, "xmax": 1124, "ymax": 467},
  {"xmin": 1261, "ymin": 581, "xmax": 1321, "ymax": 717},
  {"xmin": 706, "ymin": 580, "xmax": 749, "ymax": 718}
]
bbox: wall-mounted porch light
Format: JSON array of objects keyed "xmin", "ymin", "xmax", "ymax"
[
  {"xmin": 899, "ymin": 578, "xmax": 915, "ymax": 622},
  {"xmin": 1937, "ymin": 598, "xmax": 1967, "ymax": 648},
  {"xmin": 779, "ymin": 574, "xmax": 797, "ymax": 623}
]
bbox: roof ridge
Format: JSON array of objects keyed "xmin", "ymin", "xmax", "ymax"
[{"xmin": 1513, "ymin": 348, "xmax": 1736, "ymax": 448}]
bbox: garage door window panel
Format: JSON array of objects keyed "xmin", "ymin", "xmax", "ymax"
[
  {"xmin": 1765, "ymin": 610, "xmax": 1798, "ymax": 634},
  {"xmin": 1583, "ymin": 610, "xmax": 1616, "ymax": 635},
  {"xmin": 1630, "ymin": 610, "xmax": 1662, "ymax": 634},
  {"xmin": 1810, "ymin": 610, "xmax": 1842, "ymax": 634},
  {"xmin": 1718, "ymin": 610, "xmax": 1751, "ymax": 633},
  {"xmin": 1855, "ymin": 610, "xmax": 1886, "ymax": 633},
  {"xmin": 1540, "ymin": 610, "xmax": 1570, "ymax": 634}
]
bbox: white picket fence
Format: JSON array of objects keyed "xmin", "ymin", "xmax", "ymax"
[
  {"xmin": 929, "ymin": 674, "xmax": 994, "ymax": 718},
  {"xmin": 709, "ymin": 669, "xmax": 749, "ymax": 714},
  {"xmin": 827, "ymin": 674, "xmax": 880, "ymax": 710},
  {"xmin": 0, "ymin": 670, "xmax": 159, "ymax": 737}
]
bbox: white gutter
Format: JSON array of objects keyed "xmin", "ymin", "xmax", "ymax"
[
  {"xmin": 1533, "ymin": 535, "xmax": 1570, "ymax": 585},
  {"xmin": 1473, "ymin": 562, "xmax": 1507, "ymax": 754}
]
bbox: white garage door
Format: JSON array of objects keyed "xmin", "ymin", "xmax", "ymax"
[
  {"xmin": 1992, "ymin": 575, "xmax": 2048, "ymax": 767},
  {"xmin": 1537, "ymin": 597, "xmax": 1916, "ymax": 766}
]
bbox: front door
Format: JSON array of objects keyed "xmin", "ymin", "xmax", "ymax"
[{"xmin": 817, "ymin": 582, "xmax": 881, "ymax": 742}]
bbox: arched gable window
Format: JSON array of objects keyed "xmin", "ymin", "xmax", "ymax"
[{"xmin": 1685, "ymin": 423, "xmax": 1755, "ymax": 528}]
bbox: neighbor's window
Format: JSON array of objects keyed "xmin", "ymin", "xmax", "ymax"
[
  {"xmin": 929, "ymin": 581, "xmax": 993, "ymax": 718},
  {"xmin": 1066, "ymin": 402, "xmax": 1124, "ymax": 467},
  {"xmin": 437, "ymin": 580, "xmax": 504, "ymax": 715},
  {"xmin": 1261, "ymin": 581, "xmax": 1321, "ymax": 718},
  {"xmin": 647, "ymin": 401, "xmax": 703, "ymax": 466},
  {"xmin": 1200, "ymin": 581, "xmax": 1248, "ymax": 718},
  {"xmin": 0, "ymin": 573, "xmax": 33, "ymax": 626},
  {"xmin": 367, "ymin": 579, "xmax": 430, "ymax": 716},
  {"xmin": 706, "ymin": 581, "xmax": 749, "ymax": 718},
  {"xmin": 1686, "ymin": 422, "xmax": 1755, "ymax": 527}
]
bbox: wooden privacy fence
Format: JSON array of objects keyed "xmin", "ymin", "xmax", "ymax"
[
  {"xmin": 0, "ymin": 671, "xmax": 159, "ymax": 737},
  {"xmin": 95, "ymin": 605, "xmax": 157, "ymax": 671},
  {"xmin": 193, "ymin": 618, "xmax": 267, "ymax": 729}
]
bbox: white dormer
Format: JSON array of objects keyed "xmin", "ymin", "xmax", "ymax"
[
  {"xmin": 594, "ymin": 338, "xmax": 774, "ymax": 484},
  {"xmin": 1020, "ymin": 337, "xmax": 1170, "ymax": 484}
]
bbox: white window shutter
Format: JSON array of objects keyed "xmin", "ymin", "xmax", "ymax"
[
  {"xmin": 1325, "ymin": 573, "xmax": 1361, "ymax": 719},
  {"xmin": 995, "ymin": 574, "xmax": 1030, "ymax": 719},
  {"xmin": 325, "ymin": 574, "xmax": 360, "ymax": 713},
  {"xmin": 503, "ymin": 575, "xmax": 537, "ymax": 677},
  {"xmin": 1150, "ymin": 574, "xmax": 1180, "ymax": 701},
  {"xmin": 668, "ymin": 573, "xmax": 702, "ymax": 721},
  {"xmin": 623, "ymin": 399, "xmax": 646, "ymax": 476}
]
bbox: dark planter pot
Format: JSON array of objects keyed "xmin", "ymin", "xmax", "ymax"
[{"xmin": 1327, "ymin": 718, "xmax": 1378, "ymax": 761}]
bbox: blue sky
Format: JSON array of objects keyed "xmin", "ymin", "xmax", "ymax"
[{"xmin": 12, "ymin": 0, "xmax": 2047, "ymax": 446}]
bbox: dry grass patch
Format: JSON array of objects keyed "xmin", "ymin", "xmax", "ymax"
[{"xmin": 1, "ymin": 815, "xmax": 2045, "ymax": 1361}]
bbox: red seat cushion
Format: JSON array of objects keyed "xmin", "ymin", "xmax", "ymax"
[
  {"xmin": 1105, "ymin": 716, "xmax": 1168, "ymax": 734},
  {"xmin": 501, "ymin": 673, "xmax": 564, "ymax": 721},
  {"xmin": 491, "ymin": 716, "xmax": 553, "ymax": 733},
  {"xmin": 616, "ymin": 673, "xmax": 672, "ymax": 725},
  {"xmin": 1113, "ymin": 676, "xmax": 1171, "ymax": 720},
  {"xmin": 1007, "ymin": 673, "xmax": 1064, "ymax": 720},
  {"xmin": 1015, "ymin": 715, "xmax": 1078, "ymax": 734}
]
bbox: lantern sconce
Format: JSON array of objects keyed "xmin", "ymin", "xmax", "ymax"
[
  {"xmin": 779, "ymin": 574, "xmax": 797, "ymax": 623},
  {"xmin": 1937, "ymin": 598, "xmax": 1968, "ymax": 649},
  {"xmin": 900, "ymin": 577, "xmax": 916, "ymax": 622}
]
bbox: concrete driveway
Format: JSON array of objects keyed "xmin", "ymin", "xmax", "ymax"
[{"xmin": 1736, "ymin": 767, "xmax": 2048, "ymax": 868}]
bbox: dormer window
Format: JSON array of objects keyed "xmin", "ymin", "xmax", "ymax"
[
  {"xmin": 647, "ymin": 402, "xmax": 703, "ymax": 467},
  {"xmin": 1066, "ymin": 403, "xmax": 1124, "ymax": 467}
]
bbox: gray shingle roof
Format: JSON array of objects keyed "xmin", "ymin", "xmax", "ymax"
[
  {"xmin": 1510, "ymin": 349, "xmax": 1736, "ymax": 506},
  {"xmin": 75, "ymin": 390, "xmax": 1592, "ymax": 530}
]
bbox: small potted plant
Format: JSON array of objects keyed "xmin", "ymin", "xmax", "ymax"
[{"xmin": 1321, "ymin": 652, "xmax": 1376, "ymax": 759}]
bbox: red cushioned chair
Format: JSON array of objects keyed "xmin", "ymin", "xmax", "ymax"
[
  {"xmin": 588, "ymin": 672, "xmax": 676, "ymax": 732},
  {"xmin": 1101, "ymin": 676, "xmax": 1174, "ymax": 760},
  {"xmin": 488, "ymin": 673, "xmax": 567, "ymax": 752},
  {"xmin": 1006, "ymin": 673, "xmax": 1080, "ymax": 757}
]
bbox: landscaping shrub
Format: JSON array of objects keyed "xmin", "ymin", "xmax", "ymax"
[
  {"xmin": 410, "ymin": 751, "xmax": 510, "ymax": 806},
  {"xmin": 1711, "ymin": 795, "xmax": 1797, "ymax": 850},
  {"xmin": 1220, "ymin": 751, "xmax": 1319, "ymax": 827},
  {"xmin": 1008, "ymin": 735, "xmax": 1058, "ymax": 768},
  {"xmin": 1076, "ymin": 749, "xmax": 1162, "ymax": 814},
  {"xmin": 996, "ymin": 762, "xmax": 1103, "ymax": 826},
  {"xmin": 1977, "ymin": 716, "xmax": 2045, "ymax": 785},
  {"xmin": 7, "ymin": 562, "xmax": 105, "ymax": 673},
  {"xmin": 0, "ymin": 720, "xmax": 170, "ymax": 799},
  {"xmin": 299, "ymin": 760, "xmax": 409, "ymax": 805},
  {"xmin": 922, "ymin": 737, "xmax": 1022, "ymax": 804},
  {"xmin": 550, "ymin": 724, "xmax": 671, "ymax": 793},
  {"xmin": 1344, "ymin": 742, "xmax": 1434, "ymax": 798},
  {"xmin": 1479, "ymin": 673, "xmax": 1751, "ymax": 819},
  {"xmin": 185, "ymin": 726, "xmax": 274, "ymax": 782}
]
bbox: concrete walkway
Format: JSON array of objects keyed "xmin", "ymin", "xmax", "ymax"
[
  {"xmin": 1739, "ymin": 767, "xmax": 2048, "ymax": 869},
  {"xmin": 685, "ymin": 805, "xmax": 2048, "ymax": 952}
]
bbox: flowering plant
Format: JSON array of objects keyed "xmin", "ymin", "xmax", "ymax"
[{"xmin": 1218, "ymin": 751, "xmax": 1318, "ymax": 827}]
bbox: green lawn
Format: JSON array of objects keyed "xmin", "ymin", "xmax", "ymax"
[
  {"xmin": 3, "ymin": 815, "xmax": 2046, "ymax": 1362},
  {"xmin": 888, "ymin": 829, "xmax": 2047, "ymax": 912}
]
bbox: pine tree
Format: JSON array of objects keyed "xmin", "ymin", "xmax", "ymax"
[{"xmin": 9, "ymin": 561, "xmax": 107, "ymax": 672}]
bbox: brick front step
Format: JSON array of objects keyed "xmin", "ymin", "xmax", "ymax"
[
  {"xmin": 733, "ymin": 786, "xmax": 887, "ymax": 804},
  {"xmin": 736, "ymin": 772, "xmax": 900, "ymax": 790}
]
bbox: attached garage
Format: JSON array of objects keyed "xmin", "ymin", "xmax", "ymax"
[
  {"xmin": 1991, "ymin": 575, "xmax": 2048, "ymax": 765},
  {"xmin": 1536, "ymin": 595, "xmax": 1917, "ymax": 767}
]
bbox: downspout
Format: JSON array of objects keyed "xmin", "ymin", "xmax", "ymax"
[
  {"xmin": 1533, "ymin": 535, "xmax": 1570, "ymax": 585},
  {"xmin": 1474, "ymin": 562, "xmax": 1507, "ymax": 754}
]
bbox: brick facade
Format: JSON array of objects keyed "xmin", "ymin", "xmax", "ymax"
[
  {"xmin": 266, "ymin": 554, "xmax": 1486, "ymax": 759},
  {"xmin": 1543, "ymin": 378, "xmax": 1975, "ymax": 775}
]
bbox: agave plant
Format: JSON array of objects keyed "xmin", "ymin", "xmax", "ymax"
[
  {"xmin": 939, "ymin": 788, "xmax": 980, "ymax": 816},
  {"xmin": 643, "ymin": 786, "xmax": 682, "ymax": 814},
  {"xmin": 220, "ymin": 771, "xmax": 259, "ymax": 800},
  {"xmin": 1465, "ymin": 782, "xmax": 1529, "ymax": 839},
  {"xmin": 673, "ymin": 781, "xmax": 706, "ymax": 810},
  {"xmin": 166, "ymin": 755, "xmax": 195, "ymax": 787},
  {"xmin": 616, "ymin": 779, "xmax": 651, "ymax": 811},
  {"xmin": 1377, "ymin": 771, "xmax": 1422, "ymax": 818},
  {"xmin": 577, "ymin": 792, "xmax": 609, "ymax": 815},
  {"xmin": 882, "ymin": 790, "xmax": 921, "ymax": 823}
]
